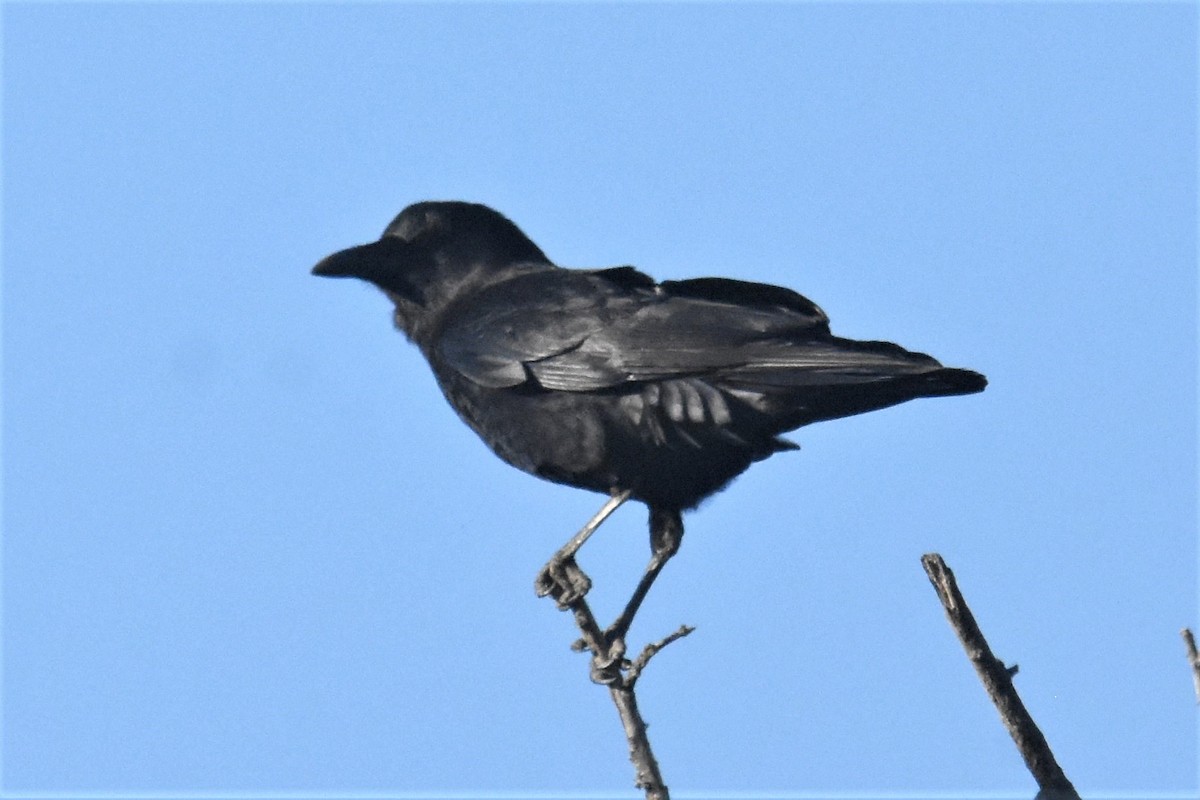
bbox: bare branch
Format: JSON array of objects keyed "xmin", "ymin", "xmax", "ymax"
[
  {"xmin": 1182, "ymin": 628, "xmax": 1200, "ymax": 704},
  {"xmin": 610, "ymin": 684, "xmax": 670, "ymax": 800},
  {"xmin": 921, "ymin": 553, "xmax": 1079, "ymax": 800},
  {"xmin": 555, "ymin": 584, "xmax": 678, "ymax": 798},
  {"xmin": 541, "ymin": 505, "xmax": 692, "ymax": 798},
  {"xmin": 628, "ymin": 624, "xmax": 696, "ymax": 686},
  {"xmin": 567, "ymin": 600, "xmax": 610, "ymax": 673}
]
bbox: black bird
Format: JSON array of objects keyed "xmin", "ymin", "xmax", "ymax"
[{"xmin": 313, "ymin": 201, "xmax": 985, "ymax": 638}]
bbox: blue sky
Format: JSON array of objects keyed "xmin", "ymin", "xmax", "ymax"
[{"xmin": 2, "ymin": 2, "xmax": 1196, "ymax": 798}]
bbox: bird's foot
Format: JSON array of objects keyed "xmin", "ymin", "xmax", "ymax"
[
  {"xmin": 587, "ymin": 638, "xmax": 628, "ymax": 685},
  {"xmin": 534, "ymin": 553, "xmax": 592, "ymax": 609}
]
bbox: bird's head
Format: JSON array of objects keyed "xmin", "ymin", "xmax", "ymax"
[{"xmin": 312, "ymin": 201, "xmax": 553, "ymax": 340}]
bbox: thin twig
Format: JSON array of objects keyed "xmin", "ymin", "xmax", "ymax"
[
  {"xmin": 1181, "ymin": 628, "xmax": 1200, "ymax": 704},
  {"xmin": 921, "ymin": 553, "xmax": 1079, "ymax": 800},
  {"xmin": 628, "ymin": 624, "xmax": 696, "ymax": 686}
]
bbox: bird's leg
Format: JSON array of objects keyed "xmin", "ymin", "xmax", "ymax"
[
  {"xmin": 604, "ymin": 507, "xmax": 684, "ymax": 649},
  {"xmin": 535, "ymin": 489, "xmax": 632, "ymax": 609}
]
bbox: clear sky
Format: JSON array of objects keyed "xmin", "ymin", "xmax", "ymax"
[{"xmin": 3, "ymin": 3, "xmax": 1196, "ymax": 798}]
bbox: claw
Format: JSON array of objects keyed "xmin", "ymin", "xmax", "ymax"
[
  {"xmin": 588, "ymin": 639, "xmax": 629, "ymax": 685},
  {"xmin": 534, "ymin": 490, "xmax": 630, "ymax": 608},
  {"xmin": 535, "ymin": 553, "xmax": 592, "ymax": 608}
]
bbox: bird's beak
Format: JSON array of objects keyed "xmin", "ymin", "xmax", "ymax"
[
  {"xmin": 312, "ymin": 241, "xmax": 384, "ymax": 280},
  {"xmin": 312, "ymin": 236, "xmax": 425, "ymax": 302}
]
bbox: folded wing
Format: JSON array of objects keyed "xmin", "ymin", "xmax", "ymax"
[{"xmin": 436, "ymin": 267, "xmax": 983, "ymax": 402}]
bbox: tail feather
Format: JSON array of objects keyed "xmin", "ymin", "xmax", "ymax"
[
  {"xmin": 718, "ymin": 337, "xmax": 986, "ymax": 429},
  {"xmin": 915, "ymin": 367, "xmax": 988, "ymax": 397}
]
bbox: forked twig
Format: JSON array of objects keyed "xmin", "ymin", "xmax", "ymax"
[
  {"xmin": 542, "ymin": 504, "xmax": 692, "ymax": 799},
  {"xmin": 557, "ymin": 587, "xmax": 683, "ymax": 799}
]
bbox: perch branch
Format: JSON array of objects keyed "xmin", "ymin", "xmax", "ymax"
[
  {"xmin": 556, "ymin": 586, "xmax": 679, "ymax": 799},
  {"xmin": 921, "ymin": 553, "xmax": 1079, "ymax": 800},
  {"xmin": 1182, "ymin": 628, "xmax": 1200, "ymax": 704},
  {"xmin": 610, "ymin": 682, "xmax": 669, "ymax": 800},
  {"xmin": 541, "ymin": 506, "xmax": 692, "ymax": 799}
]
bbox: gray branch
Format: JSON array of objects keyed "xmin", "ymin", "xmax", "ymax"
[
  {"xmin": 1181, "ymin": 628, "xmax": 1200, "ymax": 704},
  {"xmin": 628, "ymin": 624, "xmax": 695, "ymax": 686},
  {"xmin": 921, "ymin": 553, "xmax": 1079, "ymax": 800},
  {"xmin": 555, "ymin": 584, "xmax": 688, "ymax": 799},
  {"xmin": 610, "ymin": 683, "xmax": 669, "ymax": 800}
]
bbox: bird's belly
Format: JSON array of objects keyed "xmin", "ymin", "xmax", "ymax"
[
  {"xmin": 436, "ymin": 375, "xmax": 780, "ymax": 509},
  {"xmin": 438, "ymin": 379, "xmax": 616, "ymax": 492}
]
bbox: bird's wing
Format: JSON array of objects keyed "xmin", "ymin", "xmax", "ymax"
[
  {"xmin": 436, "ymin": 267, "xmax": 851, "ymax": 391},
  {"xmin": 434, "ymin": 267, "xmax": 651, "ymax": 388}
]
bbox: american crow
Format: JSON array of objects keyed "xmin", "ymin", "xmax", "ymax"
[{"xmin": 313, "ymin": 201, "xmax": 985, "ymax": 627}]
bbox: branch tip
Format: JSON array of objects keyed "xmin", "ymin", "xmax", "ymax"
[
  {"xmin": 628, "ymin": 624, "xmax": 696, "ymax": 685},
  {"xmin": 1181, "ymin": 628, "xmax": 1200, "ymax": 704}
]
